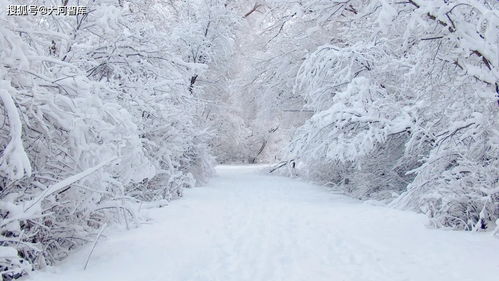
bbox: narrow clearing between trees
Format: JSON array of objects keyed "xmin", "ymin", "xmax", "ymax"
[{"xmin": 29, "ymin": 165, "xmax": 499, "ymax": 281}]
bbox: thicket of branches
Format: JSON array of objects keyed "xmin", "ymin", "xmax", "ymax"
[
  {"xmin": 282, "ymin": 0, "xmax": 498, "ymax": 231},
  {"xmin": 0, "ymin": 0, "xmax": 239, "ymax": 279},
  {"xmin": 237, "ymin": 0, "xmax": 498, "ymax": 231}
]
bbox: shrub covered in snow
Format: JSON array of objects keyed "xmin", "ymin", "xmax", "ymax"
[
  {"xmin": 287, "ymin": 0, "xmax": 498, "ymax": 230},
  {"xmin": 0, "ymin": 0, "xmax": 238, "ymax": 279}
]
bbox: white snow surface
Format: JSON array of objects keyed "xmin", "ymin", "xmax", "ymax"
[{"xmin": 28, "ymin": 165, "xmax": 499, "ymax": 281}]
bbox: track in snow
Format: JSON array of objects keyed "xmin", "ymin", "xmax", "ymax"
[{"xmin": 30, "ymin": 165, "xmax": 499, "ymax": 281}]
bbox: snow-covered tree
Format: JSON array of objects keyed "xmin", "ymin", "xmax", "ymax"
[
  {"xmin": 286, "ymin": 0, "xmax": 498, "ymax": 229},
  {"xmin": 0, "ymin": 0, "xmax": 232, "ymax": 279}
]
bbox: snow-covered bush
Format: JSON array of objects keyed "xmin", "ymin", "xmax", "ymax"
[
  {"xmin": 74, "ymin": 0, "xmax": 218, "ymax": 199},
  {"xmin": 0, "ymin": 2, "xmax": 155, "ymax": 278},
  {"xmin": 285, "ymin": 0, "xmax": 499, "ymax": 229},
  {"xmin": 0, "ymin": 0, "xmax": 227, "ymax": 279}
]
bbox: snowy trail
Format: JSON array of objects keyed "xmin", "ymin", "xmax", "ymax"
[{"xmin": 30, "ymin": 165, "xmax": 499, "ymax": 281}]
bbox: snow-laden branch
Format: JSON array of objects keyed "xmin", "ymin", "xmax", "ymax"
[
  {"xmin": 0, "ymin": 81, "xmax": 31, "ymax": 180},
  {"xmin": 24, "ymin": 159, "xmax": 116, "ymax": 213}
]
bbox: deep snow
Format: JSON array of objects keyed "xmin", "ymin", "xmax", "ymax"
[{"xmin": 28, "ymin": 165, "xmax": 499, "ymax": 281}]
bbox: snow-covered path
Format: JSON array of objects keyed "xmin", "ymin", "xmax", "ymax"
[{"xmin": 30, "ymin": 165, "xmax": 499, "ymax": 281}]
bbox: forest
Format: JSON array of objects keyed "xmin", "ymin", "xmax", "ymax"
[{"xmin": 1, "ymin": 0, "xmax": 498, "ymax": 280}]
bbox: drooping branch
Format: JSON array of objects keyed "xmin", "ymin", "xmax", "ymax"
[
  {"xmin": 243, "ymin": 3, "xmax": 263, "ymax": 18},
  {"xmin": 189, "ymin": 74, "xmax": 198, "ymax": 94}
]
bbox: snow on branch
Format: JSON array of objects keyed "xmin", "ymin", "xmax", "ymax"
[
  {"xmin": 0, "ymin": 82, "xmax": 31, "ymax": 181},
  {"xmin": 24, "ymin": 159, "xmax": 116, "ymax": 213}
]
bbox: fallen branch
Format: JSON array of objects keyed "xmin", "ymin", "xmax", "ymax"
[{"xmin": 269, "ymin": 160, "xmax": 290, "ymax": 173}]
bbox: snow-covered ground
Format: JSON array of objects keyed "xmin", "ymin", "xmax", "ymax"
[{"xmin": 28, "ymin": 165, "xmax": 499, "ymax": 281}]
